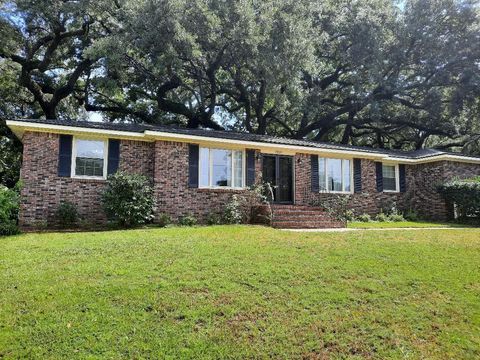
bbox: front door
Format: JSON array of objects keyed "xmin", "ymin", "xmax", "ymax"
[{"xmin": 262, "ymin": 155, "xmax": 294, "ymax": 203}]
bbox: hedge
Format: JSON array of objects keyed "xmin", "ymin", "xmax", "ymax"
[{"xmin": 438, "ymin": 177, "xmax": 480, "ymax": 219}]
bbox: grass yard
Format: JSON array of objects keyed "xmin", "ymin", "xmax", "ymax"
[
  {"xmin": 347, "ymin": 221, "xmax": 465, "ymax": 229},
  {"xmin": 1, "ymin": 226, "xmax": 480, "ymax": 359}
]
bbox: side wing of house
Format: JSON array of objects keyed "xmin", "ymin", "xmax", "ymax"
[{"xmin": 7, "ymin": 119, "xmax": 480, "ymax": 229}]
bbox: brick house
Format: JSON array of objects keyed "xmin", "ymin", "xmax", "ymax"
[{"xmin": 7, "ymin": 118, "xmax": 480, "ymax": 229}]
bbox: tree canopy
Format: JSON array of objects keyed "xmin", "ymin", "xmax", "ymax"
[{"xmin": 1, "ymin": 0, "xmax": 479, "ymax": 186}]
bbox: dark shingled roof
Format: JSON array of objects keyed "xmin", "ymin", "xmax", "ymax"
[{"xmin": 10, "ymin": 118, "xmax": 480, "ymax": 160}]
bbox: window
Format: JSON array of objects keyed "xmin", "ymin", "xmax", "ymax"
[
  {"xmin": 199, "ymin": 147, "xmax": 244, "ymax": 188},
  {"xmin": 72, "ymin": 139, "xmax": 107, "ymax": 178},
  {"xmin": 382, "ymin": 164, "xmax": 398, "ymax": 192},
  {"xmin": 318, "ymin": 157, "xmax": 352, "ymax": 193}
]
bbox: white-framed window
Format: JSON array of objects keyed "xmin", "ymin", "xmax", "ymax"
[
  {"xmin": 199, "ymin": 147, "xmax": 245, "ymax": 188},
  {"xmin": 318, "ymin": 157, "xmax": 352, "ymax": 193},
  {"xmin": 71, "ymin": 138, "xmax": 108, "ymax": 179},
  {"xmin": 382, "ymin": 163, "xmax": 399, "ymax": 192}
]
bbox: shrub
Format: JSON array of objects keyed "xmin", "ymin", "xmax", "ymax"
[
  {"xmin": 102, "ymin": 172, "xmax": 154, "ymax": 227},
  {"xmin": 356, "ymin": 213, "xmax": 371, "ymax": 223},
  {"xmin": 375, "ymin": 212, "xmax": 389, "ymax": 222},
  {"xmin": 157, "ymin": 213, "xmax": 172, "ymax": 228},
  {"xmin": 386, "ymin": 207, "xmax": 405, "ymax": 222},
  {"xmin": 55, "ymin": 201, "xmax": 78, "ymax": 228},
  {"xmin": 438, "ymin": 177, "xmax": 480, "ymax": 219},
  {"xmin": 378, "ymin": 198, "xmax": 396, "ymax": 215},
  {"xmin": 0, "ymin": 185, "xmax": 20, "ymax": 236},
  {"xmin": 179, "ymin": 213, "xmax": 197, "ymax": 226},
  {"xmin": 345, "ymin": 209, "xmax": 356, "ymax": 222},
  {"xmin": 309, "ymin": 194, "xmax": 352, "ymax": 222},
  {"xmin": 206, "ymin": 212, "xmax": 222, "ymax": 225},
  {"xmin": 245, "ymin": 183, "xmax": 274, "ymax": 224},
  {"xmin": 404, "ymin": 209, "xmax": 419, "ymax": 222},
  {"xmin": 223, "ymin": 195, "xmax": 243, "ymax": 224},
  {"xmin": 388, "ymin": 213, "xmax": 405, "ymax": 222}
]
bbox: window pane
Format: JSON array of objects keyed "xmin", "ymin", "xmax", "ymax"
[
  {"xmin": 76, "ymin": 140, "xmax": 104, "ymax": 158},
  {"xmin": 328, "ymin": 159, "xmax": 342, "ymax": 192},
  {"xmin": 318, "ymin": 158, "xmax": 326, "ymax": 191},
  {"xmin": 233, "ymin": 150, "xmax": 243, "ymax": 188},
  {"xmin": 212, "ymin": 149, "xmax": 231, "ymax": 187},
  {"xmin": 343, "ymin": 160, "xmax": 351, "ymax": 192},
  {"xmin": 76, "ymin": 158, "xmax": 104, "ymax": 176},
  {"xmin": 382, "ymin": 165, "xmax": 397, "ymax": 191},
  {"xmin": 199, "ymin": 147, "xmax": 209, "ymax": 187},
  {"xmin": 75, "ymin": 140, "xmax": 104, "ymax": 177}
]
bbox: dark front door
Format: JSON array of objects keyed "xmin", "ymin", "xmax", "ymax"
[{"xmin": 262, "ymin": 155, "xmax": 294, "ymax": 203}]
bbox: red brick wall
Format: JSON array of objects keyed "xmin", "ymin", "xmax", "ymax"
[
  {"xmin": 294, "ymin": 154, "xmax": 480, "ymax": 220},
  {"xmin": 19, "ymin": 132, "xmax": 155, "ymax": 229},
  {"xmin": 18, "ymin": 131, "xmax": 480, "ymax": 229},
  {"xmin": 294, "ymin": 154, "xmax": 404, "ymax": 217},
  {"xmin": 153, "ymin": 141, "xmax": 263, "ymax": 222},
  {"xmin": 407, "ymin": 161, "xmax": 480, "ymax": 219},
  {"xmin": 119, "ymin": 140, "xmax": 155, "ymax": 178}
]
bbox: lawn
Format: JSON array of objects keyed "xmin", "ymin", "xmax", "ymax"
[
  {"xmin": 1, "ymin": 226, "xmax": 480, "ymax": 359},
  {"xmin": 347, "ymin": 221, "xmax": 465, "ymax": 229}
]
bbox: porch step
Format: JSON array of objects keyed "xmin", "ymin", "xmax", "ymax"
[{"xmin": 270, "ymin": 205, "xmax": 345, "ymax": 229}]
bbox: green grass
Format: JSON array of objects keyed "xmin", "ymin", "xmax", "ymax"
[
  {"xmin": 347, "ymin": 221, "xmax": 464, "ymax": 229},
  {"xmin": 1, "ymin": 226, "xmax": 480, "ymax": 359}
]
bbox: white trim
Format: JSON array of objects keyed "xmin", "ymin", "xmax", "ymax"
[
  {"xmin": 71, "ymin": 137, "xmax": 108, "ymax": 180},
  {"xmin": 144, "ymin": 130, "xmax": 387, "ymax": 159},
  {"xmin": 318, "ymin": 157, "xmax": 354, "ymax": 194},
  {"xmin": 385, "ymin": 154, "xmax": 480, "ymax": 165},
  {"xmin": 7, "ymin": 120, "xmax": 480, "ymax": 165},
  {"xmin": 382, "ymin": 163, "xmax": 399, "ymax": 193},
  {"xmin": 7, "ymin": 120, "xmax": 146, "ymax": 140},
  {"xmin": 198, "ymin": 147, "xmax": 246, "ymax": 190}
]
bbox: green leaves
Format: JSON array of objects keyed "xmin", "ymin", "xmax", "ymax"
[
  {"xmin": 102, "ymin": 172, "xmax": 155, "ymax": 227},
  {"xmin": 1, "ymin": 0, "xmax": 480, "ymax": 160},
  {"xmin": 0, "ymin": 184, "xmax": 20, "ymax": 236},
  {"xmin": 438, "ymin": 177, "xmax": 480, "ymax": 220}
]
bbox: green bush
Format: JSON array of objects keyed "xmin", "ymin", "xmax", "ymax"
[
  {"xmin": 102, "ymin": 172, "xmax": 154, "ymax": 227},
  {"xmin": 438, "ymin": 177, "xmax": 480, "ymax": 219},
  {"xmin": 388, "ymin": 213, "xmax": 405, "ymax": 222},
  {"xmin": 55, "ymin": 201, "xmax": 78, "ymax": 228},
  {"xmin": 0, "ymin": 185, "xmax": 20, "ymax": 236},
  {"xmin": 311, "ymin": 194, "xmax": 352, "ymax": 222},
  {"xmin": 356, "ymin": 213, "xmax": 372, "ymax": 222},
  {"xmin": 344, "ymin": 209, "xmax": 356, "ymax": 222},
  {"xmin": 178, "ymin": 213, "xmax": 197, "ymax": 226},
  {"xmin": 404, "ymin": 209, "xmax": 419, "ymax": 221},
  {"xmin": 223, "ymin": 195, "xmax": 243, "ymax": 224},
  {"xmin": 375, "ymin": 212, "xmax": 389, "ymax": 222},
  {"xmin": 157, "ymin": 213, "xmax": 172, "ymax": 228},
  {"xmin": 206, "ymin": 212, "xmax": 222, "ymax": 225}
]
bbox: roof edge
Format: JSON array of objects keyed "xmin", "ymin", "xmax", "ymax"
[{"xmin": 6, "ymin": 119, "xmax": 480, "ymax": 164}]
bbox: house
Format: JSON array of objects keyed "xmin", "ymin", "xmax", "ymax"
[{"xmin": 7, "ymin": 118, "xmax": 480, "ymax": 229}]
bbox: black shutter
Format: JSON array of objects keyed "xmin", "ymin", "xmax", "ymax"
[
  {"xmin": 58, "ymin": 134, "xmax": 72, "ymax": 177},
  {"xmin": 246, "ymin": 149, "xmax": 256, "ymax": 187},
  {"xmin": 375, "ymin": 162, "xmax": 383, "ymax": 192},
  {"xmin": 353, "ymin": 158, "xmax": 362, "ymax": 193},
  {"xmin": 188, "ymin": 144, "xmax": 199, "ymax": 188},
  {"xmin": 399, "ymin": 164, "xmax": 406, "ymax": 193},
  {"xmin": 107, "ymin": 139, "xmax": 120, "ymax": 175},
  {"xmin": 311, "ymin": 154, "xmax": 319, "ymax": 192}
]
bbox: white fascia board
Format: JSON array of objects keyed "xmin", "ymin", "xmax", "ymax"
[
  {"xmin": 7, "ymin": 120, "xmax": 480, "ymax": 164},
  {"xmin": 143, "ymin": 130, "xmax": 387, "ymax": 159},
  {"xmin": 385, "ymin": 154, "xmax": 480, "ymax": 164},
  {"xmin": 6, "ymin": 120, "xmax": 148, "ymax": 140}
]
